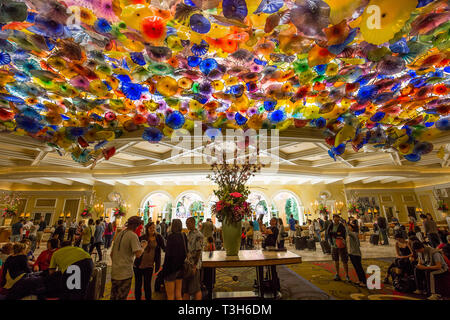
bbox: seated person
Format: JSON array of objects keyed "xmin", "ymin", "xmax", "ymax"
[
  {"xmin": 48, "ymin": 241, "xmax": 93, "ymax": 300},
  {"xmin": 33, "ymin": 239, "xmax": 59, "ymax": 272},
  {"xmin": 412, "ymin": 241, "xmax": 448, "ymax": 300},
  {"xmin": 20, "ymin": 239, "xmax": 35, "ymax": 268},
  {"xmin": 262, "ymin": 218, "xmax": 279, "ymax": 248},
  {"xmin": 0, "ymin": 243, "xmax": 13, "ymax": 267},
  {"xmin": 384, "ymin": 232, "xmax": 414, "ymax": 284}
]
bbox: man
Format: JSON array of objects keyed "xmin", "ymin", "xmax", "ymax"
[
  {"xmin": 48, "ymin": 241, "xmax": 93, "ymax": 300},
  {"xmin": 253, "ymin": 218, "xmax": 262, "ymax": 249},
  {"xmin": 412, "ymin": 241, "xmax": 448, "ymax": 300},
  {"xmin": 201, "ymin": 218, "xmax": 214, "ymax": 249},
  {"xmin": 160, "ymin": 218, "xmax": 168, "ymax": 239},
  {"xmin": 36, "ymin": 217, "xmax": 47, "ymax": 248},
  {"xmin": 421, "ymin": 214, "xmax": 441, "ymax": 248},
  {"xmin": 53, "ymin": 220, "xmax": 66, "ymax": 247},
  {"xmin": 262, "ymin": 217, "xmax": 279, "ymax": 248},
  {"xmin": 288, "ymin": 214, "xmax": 296, "ymax": 245},
  {"xmin": 89, "ymin": 219, "xmax": 104, "ymax": 261},
  {"xmin": 156, "ymin": 220, "xmax": 161, "ymax": 234},
  {"xmin": 67, "ymin": 219, "xmax": 78, "ymax": 242},
  {"xmin": 327, "ymin": 214, "xmax": 350, "ymax": 281},
  {"xmin": 183, "ymin": 217, "xmax": 204, "ymax": 300},
  {"xmin": 322, "ymin": 215, "xmax": 332, "ymax": 243},
  {"xmin": 10, "ymin": 219, "xmax": 24, "ymax": 242},
  {"xmin": 110, "ymin": 216, "xmax": 147, "ymax": 300},
  {"xmin": 104, "ymin": 220, "xmax": 114, "ymax": 250},
  {"xmin": 376, "ymin": 213, "xmax": 389, "ymax": 245}
]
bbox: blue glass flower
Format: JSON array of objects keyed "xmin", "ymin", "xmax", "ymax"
[
  {"xmin": 15, "ymin": 115, "xmax": 41, "ymax": 134},
  {"xmin": 187, "ymin": 56, "xmax": 202, "ymax": 68},
  {"xmin": 143, "ymin": 127, "xmax": 163, "ymax": 143},
  {"xmin": 165, "ymin": 111, "xmax": 185, "ymax": 129},
  {"xmin": 314, "ymin": 117, "xmax": 326, "ymax": 128},
  {"xmin": 404, "ymin": 153, "xmax": 421, "ymax": 162},
  {"xmin": 332, "ymin": 143, "xmax": 346, "ymax": 155},
  {"xmin": 389, "ymin": 38, "xmax": 409, "ymax": 54},
  {"xmin": 223, "ymin": 0, "xmax": 248, "ymax": 21},
  {"xmin": 435, "ymin": 118, "xmax": 450, "ymax": 131},
  {"xmin": 254, "ymin": 58, "xmax": 267, "ymax": 66},
  {"xmin": 0, "ymin": 93, "xmax": 25, "ymax": 104},
  {"xmin": 370, "ymin": 111, "xmax": 385, "ymax": 123},
  {"xmin": 263, "ymin": 100, "xmax": 276, "ymax": 111},
  {"xmin": 94, "ymin": 140, "xmax": 108, "ymax": 151},
  {"xmin": 0, "ymin": 51, "xmax": 11, "ymax": 65},
  {"xmin": 68, "ymin": 127, "xmax": 87, "ymax": 139},
  {"xmin": 121, "ymin": 82, "xmax": 144, "ymax": 100},
  {"xmin": 190, "ymin": 14, "xmax": 211, "ymax": 34},
  {"xmin": 235, "ymin": 112, "xmax": 248, "ymax": 126},
  {"xmin": 416, "ymin": 0, "xmax": 435, "ymax": 7},
  {"xmin": 328, "ymin": 28, "xmax": 357, "ymax": 55},
  {"xmin": 254, "ymin": 0, "xmax": 284, "ymax": 14},
  {"xmin": 314, "ymin": 64, "xmax": 327, "ymax": 75},
  {"xmin": 357, "ymin": 85, "xmax": 378, "ymax": 104},
  {"xmin": 94, "ymin": 18, "xmax": 112, "ymax": 33},
  {"xmin": 130, "ymin": 52, "xmax": 146, "ymax": 66},
  {"xmin": 21, "ymin": 107, "xmax": 41, "ymax": 120},
  {"xmin": 191, "ymin": 40, "xmax": 209, "ymax": 56},
  {"xmin": 28, "ymin": 16, "xmax": 64, "ymax": 38},
  {"xmin": 269, "ymin": 110, "xmax": 286, "ymax": 123},
  {"xmin": 199, "ymin": 58, "xmax": 217, "ymax": 75}
]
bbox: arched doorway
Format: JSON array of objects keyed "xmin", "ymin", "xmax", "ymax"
[
  {"xmin": 174, "ymin": 191, "xmax": 205, "ymax": 227},
  {"xmin": 140, "ymin": 191, "xmax": 172, "ymax": 224},
  {"xmin": 206, "ymin": 194, "xmax": 219, "ymax": 227},
  {"xmin": 248, "ymin": 191, "xmax": 271, "ymax": 224},
  {"xmin": 272, "ymin": 191, "xmax": 304, "ymax": 225}
]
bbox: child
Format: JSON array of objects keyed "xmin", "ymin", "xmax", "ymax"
[{"xmin": 206, "ymin": 236, "xmax": 215, "ymax": 252}]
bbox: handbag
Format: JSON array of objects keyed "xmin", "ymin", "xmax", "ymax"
[
  {"xmin": 182, "ymin": 233, "xmax": 195, "ymax": 279},
  {"xmin": 335, "ymin": 237, "xmax": 346, "ymax": 249}
]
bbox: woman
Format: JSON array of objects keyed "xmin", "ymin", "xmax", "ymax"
[
  {"xmin": 0, "ymin": 243, "xmax": 30, "ymax": 298},
  {"xmin": 408, "ymin": 216, "xmax": 416, "ymax": 233},
  {"xmin": 161, "ymin": 219, "xmax": 186, "ymax": 300},
  {"xmin": 33, "ymin": 239, "xmax": 58, "ymax": 272},
  {"xmin": 81, "ymin": 219, "xmax": 94, "ymax": 253},
  {"xmin": 307, "ymin": 219, "xmax": 314, "ymax": 238},
  {"xmin": 74, "ymin": 221, "xmax": 84, "ymax": 247},
  {"xmin": 133, "ymin": 222, "xmax": 165, "ymax": 300},
  {"xmin": 347, "ymin": 222, "xmax": 366, "ymax": 287},
  {"xmin": 277, "ymin": 218, "xmax": 286, "ymax": 249},
  {"xmin": 314, "ymin": 219, "xmax": 322, "ymax": 241},
  {"xmin": 384, "ymin": 232, "xmax": 414, "ymax": 284},
  {"xmin": 89, "ymin": 220, "xmax": 104, "ymax": 261}
]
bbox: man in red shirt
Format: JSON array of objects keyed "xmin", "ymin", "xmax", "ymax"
[
  {"xmin": 33, "ymin": 239, "xmax": 58, "ymax": 272},
  {"xmin": 135, "ymin": 220, "xmax": 144, "ymax": 237}
]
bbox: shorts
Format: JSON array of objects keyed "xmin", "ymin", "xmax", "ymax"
[
  {"xmin": 182, "ymin": 271, "xmax": 201, "ymax": 296},
  {"xmin": 254, "ymin": 231, "xmax": 262, "ymax": 241},
  {"xmin": 36, "ymin": 231, "xmax": 44, "ymax": 242},
  {"xmin": 164, "ymin": 269, "xmax": 183, "ymax": 282},
  {"xmin": 331, "ymin": 247, "xmax": 349, "ymax": 263},
  {"xmin": 288, "ymin": 230, "xmax": 295, "ymax": 237},
  {"xmin": 110, "ymin": 277, "xmax": 132, "ymax": 300}
]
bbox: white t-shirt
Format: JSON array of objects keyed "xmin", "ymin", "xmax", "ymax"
[{"xmin": 111, "ymin": 229, "xmax": 142, "ymax": 280}]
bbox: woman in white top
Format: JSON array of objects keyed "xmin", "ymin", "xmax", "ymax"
[{"xmin": 307, "ymin": 220, "xmax": 314, "ymax": 238}]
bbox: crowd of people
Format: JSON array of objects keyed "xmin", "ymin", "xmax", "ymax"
[{"xmin": 0, "ymin": 211, "xmax": 449, "ymax": 300}]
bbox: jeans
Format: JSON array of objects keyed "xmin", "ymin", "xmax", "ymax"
[
  {"xmin": 10, "ymin": 234, "xmax": 21, "ymax": 242},
  {"xmin": 414, "ymin": 267, "xmax": 446, "ymax": 294},
  {"xmin": 379, "ymin": 228, "xmax": 389, "ymax": 245},
  {"xmin": 89, "ymin": 242, "xmax": 103, "ymax": 261},
  {"xmin": 133, "ymin": 267, "xmax": 153, "ymax": 300},
  {"xmin": 67, "ymin": 228, "xmax": 76, "ymax": 242},
  {"xmin": 349, "ymin": 254, "xmax": 366, "ymax": 284},
  {"xmin": 315, "ymin": 230, "xmax": 321, "ymax": 242},
  {"xmin": 277, "ymin": 240, "xmax": 285, "ymax": 249},
  {"xmin": 104, "ymin": 234, "xmax": 113, "ymax": 249}
]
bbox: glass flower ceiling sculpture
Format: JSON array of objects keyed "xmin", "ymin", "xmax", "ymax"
[{"xmin": 0, "ymin": 0, "xmax": 449, "ymax": 164}]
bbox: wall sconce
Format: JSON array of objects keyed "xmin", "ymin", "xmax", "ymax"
[
  {"xmin": 335, "ymin": 201, "xmax": 344, "ymax": 214},
  {"xmin": 25, "ymin": 212, "xmax": 30, "ymax": 218},
  {"xmin": 66, "ymin": 212, "xmax": 71, "ymax": 218},
  {"xmin": 59, "ymin": 212, "xmax": 65, "ymax": 218},
  {"xmin": 310, "ymin": 201, "xmax": 319, "ymax": 212}
]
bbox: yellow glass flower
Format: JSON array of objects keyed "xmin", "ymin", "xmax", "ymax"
[
  {"xmin": 360, "ymin": 0, "xmax": 418, "ymax": 45},
  {"xmin": 120, "ymin": 5, "xmax": 153, "ymax": 31},
  {"xmin": 324, "ymin": 0, "xmax": 365, "ymax": 24},
  {"xmin": 156, "ymin": 76, "xmax": 178, "ymax": 96}
]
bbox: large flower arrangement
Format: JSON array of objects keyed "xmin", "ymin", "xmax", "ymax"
[
  {"xmin": 113, "ymin": 206, "xmax": 126, "ymax": 217},
  {"xmin": 80, "ymin": 207, "xmax": 92, "ymax": 218},
  {"xmin": 347, "ymin": 202, "xmax": 361, "ymax": 215},
  {"xmin": 2, "ymin": 205, "xmax": 17, "ymax": 217},
  {"xmin": 438, "ymin": 201, "xmax": 448, "ymax": 212},
  {"xmin": 319, "ymin": 204, "xmax": 330, "ymax": 216},
  {"xmin": 207, "ymin": 162, "xmax": 262, "ymax": 223}
]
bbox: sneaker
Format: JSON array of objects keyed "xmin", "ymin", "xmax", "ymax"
[
  {"xmin": 334, "ymin": 274, "xmax": 341, "ymax": 281},
  {"xmin": 427, "ymin": 294, "xmax": 441, "ymax": 300},
  {"xmin": 413, "ymin": 290, "xmax": 424, "ymax": 295}
]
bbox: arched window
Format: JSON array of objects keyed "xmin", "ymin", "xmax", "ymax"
[
  {"xmin": 272, "ymin": 191, "xmax": 304, "ymax": 225},
  {"xmin": 248, "ymin": 191, "xmax": 271, "ymax": 224},
  {"xmin": 174, "ymin": 191, "xmax": 205, "ymax": 227},
  {"xmin": 140, "ymin": 192, "xmax": 172, "ymax": 223}
]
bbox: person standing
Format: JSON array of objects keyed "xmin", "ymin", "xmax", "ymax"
[
  {"xmin": 89, "ymin": 219, "xmax": 105, "ymax": 261},
  {"xmin": 36, "ymin": 217, "xmax": 46, "ymax": 248},
  {"xmin": 155, "ymin": 220, "xmax": 161, "ymax": 234},
  {"xmin": 28, "ymin": 220, "xmax": 39, "ymax": 253},
  {"xmin": 277, "ymin": 218, "xmax": 286, "ymax": 249},
  {"xmin": 322, "ymin": 215, "xmax": 332, "ymax": 243},
  {"xmin": 253, "ymin": 218, "xmax": 262, "ymax": 249},
  {"xmin": 53, "ymin": 220, "xmax": 66, "ymax": 247},
  {"xmin": 347, "ymin": 222, "xmax": 366, "ymax": 287},
  {"xmin": 110, "ymin": 216, "xmax": 146, "ymax": 300},
  {"xmin": 421, "ymin": 214, "xmax": 441, "ymax": 248},
  {"xmin": 288, "ymin": 215, "xmax": 296, "ymax": 245},
  {"xmin": 262, "ymin": 217, "xmax": 279, "ymax": 248},
  {"xmin": 67, "ymin": 219, "xmax": 78, "ymax": 242},
  {"xmin": 81, "ymin": 219, "xmax": 93, "ymax": 253},
  {"xmin": 161, "ymin": 219, "xmax": 186, "ymax": 300},
  {"xmin": 133, "ymin": 222, "xmax": 165, "ymax": 300},
  {"xmin": 10, "ymin": 219, "xmax": 24, "ymax": 242},
  {"xmin": 327, "ymin": 214, "xmax": 350, "ymax": 282},
  {"xmin": 160, "ymin": 219, "xmax": 168, "ymax": 239},
  {"xmin": 313, "ymin": 219, "xmax": 322, "ymax": 241},
  {"xmin": 183, "ymin": 217, "xmax": 204, "ymax": 300},
  {"xmin": 201, "ymin": 218, "xmax": 214, "ymax": 250},
  {"xmin": 376, "ymin": 214, "xmax": 389, "ymax": 245},
  {"xmin": 104, "ymin": 220, "xmax": 114, "ymax": 250}
]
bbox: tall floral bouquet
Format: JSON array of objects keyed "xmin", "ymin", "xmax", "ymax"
[
  {"xmin": 207, "ymin": 161, "xmax": 262, "ymax": 223},
  {"xmin": 113, "ymin": 206, "xmax": 126, "ymax": 217},
  {"xmin": 319, "ymin": 204, "xmax": 330, "ymax": 216},
  {"xmin": 347, "ymin": 202, "xmax": 361, "ymax": 215},
  {"xmin": 438, "ymin": 200, "xmax": 448, "ymax": 212},
  {"xmin": 80, "ymin": 207, "xmax": 92, "ymax": 218},
  {"xmin": 2, "ymin": 205, "xmax": 17, "ymax": 217}
]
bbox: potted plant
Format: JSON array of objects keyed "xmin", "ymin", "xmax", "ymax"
[{"xmin": 207, "ymin": 161, "xmax": 262, "ymax": 255}]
